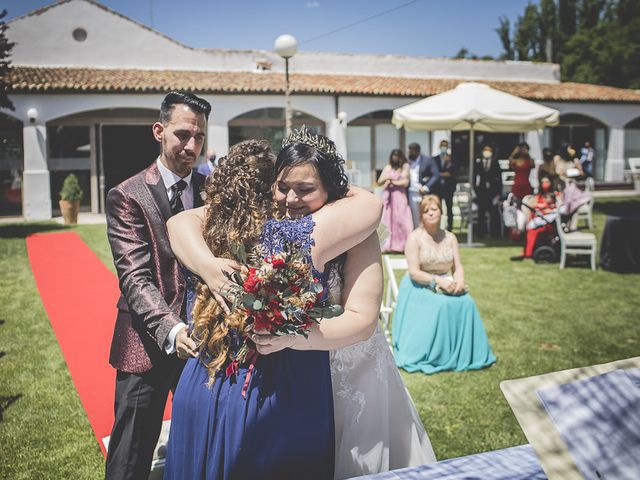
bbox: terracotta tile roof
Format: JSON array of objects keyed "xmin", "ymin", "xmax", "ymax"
[{"xmin": 7, "ymin": 66, "xmax": 640, "ymax": 103}]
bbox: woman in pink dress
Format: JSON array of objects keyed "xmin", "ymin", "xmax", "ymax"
[{"xmin": 378, "ymin": 149, "xmax": 414, "ymax": 253}]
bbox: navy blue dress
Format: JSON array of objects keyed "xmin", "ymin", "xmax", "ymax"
[{"xmin": 164, "ymin": 216, "xmax": 334, "ymax": 480}]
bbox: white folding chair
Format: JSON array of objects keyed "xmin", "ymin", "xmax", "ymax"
[
  {"xmin": 380, "ymin": 255, "xmax": 408, "ymax": 344},
  {"xmin": 453, "ymin": 183, "xmax": 473, "ymax": 233},
  {"xmin": 584, "ymin": 176, "xmax": 595, "ymax": 192},
  {"xmin": 501, "ymin": 171, "xmax": 515, "ymax": 196},
  {"xmin": 627, "ymin": 158, "xmax": 640, "ymax": 191},
  {"xmin": 575, "ymin": 196, "xmax": 595, "ymax": 229},
  {"xmin": 498, "ymin": 159, "xmax": 511, "ymax": 171},
  {"xmin": 556, "ymin": 214, "xmax": 597, "ymax": 270}
]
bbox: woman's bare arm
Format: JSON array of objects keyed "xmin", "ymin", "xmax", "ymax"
[
  {"xmin": 311, "ymin": 186, "xmax": 383, "ymax": 270},
  {"xmin": 166, "ymin": 206, "xmax": 239, "ymax": 310},
  {"xmin": 167, "ymin": 186, "xmax": 382, "ymax": 294},
  {"xmin": 450, "ymin": 234, "xmax": 465, "ymax": 292},
  {"xmin": 391, "ymin": 163, "xmax": 410, "ymax": 188},
  {"xmin": 253, "ymin": 232, "xmax": 383, "ymax": 353},
  {"xmin": 376, "ymin": 165, "xmax": 390, "ymax": 185}
]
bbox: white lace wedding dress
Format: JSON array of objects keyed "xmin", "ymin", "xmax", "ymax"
[{"xmin": 327, "ymin": 271, "xmax": 436, "ymax": 479}]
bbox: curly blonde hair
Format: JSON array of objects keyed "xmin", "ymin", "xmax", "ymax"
[{"xmin": 190, "ymin": 139, "xmax": 276, "ymax": 382}]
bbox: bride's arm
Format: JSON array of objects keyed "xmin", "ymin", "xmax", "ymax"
[
  {"xmin": 167, "ymin": 187, "xmax": 382, "ymax": 287},
  {"xmin": 311, "ymin": 186, "xmax": 382, "ymax": 270},
  {"xmin": 253, "ymin": 232, "xmax": 383, "ymax": 353}
]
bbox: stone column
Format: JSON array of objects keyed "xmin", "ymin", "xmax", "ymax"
[
  {"xmin": 22, "ymin": 124, "xmax": 51, "ymax": 220},
  {"xmin": 526, "ymin": 130, "xmax": 544, "ymax": 189},
  {"xmin": 606, "ymin": 126, "xmax": 625, "ymax": 182}
]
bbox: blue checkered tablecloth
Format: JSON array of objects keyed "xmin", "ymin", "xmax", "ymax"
[
  {"xmin": 537, "ymin": 368, "xmax": 640, "ymax": 480},
  {"xmin": 351, "ymin": 444, "xmax": 546, "ymax": 479}
]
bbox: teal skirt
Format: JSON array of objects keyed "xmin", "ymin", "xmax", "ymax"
[{"xmin": 392, "ymin": 274, "xmax": 496, "ymax": 374}]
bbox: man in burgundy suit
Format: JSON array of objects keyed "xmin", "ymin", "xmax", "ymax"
[{"xmin": 105, "ymin": 91, "xmax": 210, "ymax": 479}]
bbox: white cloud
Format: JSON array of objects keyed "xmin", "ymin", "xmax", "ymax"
[{"xmin": 306, "ymin": 1, "xmax": 320, "ymax": 8}]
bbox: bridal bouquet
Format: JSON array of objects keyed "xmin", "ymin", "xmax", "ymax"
[{"xmin": 222, "ymin": 242, "xmax": 343, "ymax": 384}]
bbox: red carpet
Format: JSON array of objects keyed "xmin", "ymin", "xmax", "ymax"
[{"xmin": 27, "ymin": 231, "xmax": 171, "ymax": 456}]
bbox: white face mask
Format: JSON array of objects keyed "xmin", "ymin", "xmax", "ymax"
[{"xmin": 482, "ymin": 151, "xmax": 492, "ymax": 159}]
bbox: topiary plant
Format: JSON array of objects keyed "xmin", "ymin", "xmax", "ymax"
[{"xmin": 59, "ymin": 173, "xmax": 83, "ymax": 202}]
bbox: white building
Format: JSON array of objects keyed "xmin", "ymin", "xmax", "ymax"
[{"xmin": 2, "ymin": 0, "xmax": 639, "ymax": 219}]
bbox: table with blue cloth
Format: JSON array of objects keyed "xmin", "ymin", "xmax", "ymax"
[
  {"xmin": 599, "ymin": 210, "xmax": 640, "ymax": 273},
  {"xmin": 353, "ymin": 444, "xmax": 546, "ymax": 480}
]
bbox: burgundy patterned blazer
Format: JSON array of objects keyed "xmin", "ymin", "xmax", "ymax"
[{"xmin": 106, "ymin": 161, "xmax": 205, "ymax": 373}]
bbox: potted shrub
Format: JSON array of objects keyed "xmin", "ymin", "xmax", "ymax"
[{"xmin": 59, "ymin": 173, "xmax": 83, "ymax": 224}]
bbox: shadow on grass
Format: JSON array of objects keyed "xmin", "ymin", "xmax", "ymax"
[
  {"xmin": 594, "ymin": 199, "xmax": 640, "ymax": 216},
  {"xmin": 0, "ymin": 394, "xmax": 23, "ymax": 422},
  {"xmin": 455, "ymin": 233, "xmax": 520, "ymax": 248},
  {"xmin": 0, "ymin": 223, "xmax": 69, "ymax": 239}
]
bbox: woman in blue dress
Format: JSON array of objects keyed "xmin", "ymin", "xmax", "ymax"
[
  {"xmin": 164, "ymin": 133, "xmax": 383, "ymax": 479},
  {"xmin": 393, "ymin": 195, "xmax": 496, "ymax": 374}
]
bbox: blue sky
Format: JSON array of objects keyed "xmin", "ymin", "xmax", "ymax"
[{"xmin": 5, "ymin": 0, "xmax": 535, "ymax": 58}]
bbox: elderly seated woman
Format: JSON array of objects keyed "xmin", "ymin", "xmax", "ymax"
[{"xmin": 392, "ymin": 195, "xmax": 496, "ymax": 374}]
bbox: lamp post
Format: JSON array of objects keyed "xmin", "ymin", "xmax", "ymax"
[{"xmin": 274, "ymin": 34, "xmax": 298, "ymax": 136}]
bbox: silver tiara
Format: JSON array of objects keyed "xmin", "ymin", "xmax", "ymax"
[{"xmin": 282, "ymin": 125, "xmax": 337, "ymax": 156}]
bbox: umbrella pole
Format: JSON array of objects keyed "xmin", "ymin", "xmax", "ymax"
[{"xmin": 467, "ymin": 124, "xmax": 474, "ymax": 245}]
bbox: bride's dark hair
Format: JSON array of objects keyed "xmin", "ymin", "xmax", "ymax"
[
  {"xmin": 275, "ymin": 138, "xmax": 349, "ymax": 203},
  {"xmin": 191, "ymin": 139, "xmax": 275, "ymax": 382}
]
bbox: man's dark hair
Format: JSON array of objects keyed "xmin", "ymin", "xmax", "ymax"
[
  {"xmin": 159, "ymin": 91, "xmax": 211, "ymax": 123},
  {"xmin": 408, "ymin": 142, "xmax": 421, "ymax": 151}
]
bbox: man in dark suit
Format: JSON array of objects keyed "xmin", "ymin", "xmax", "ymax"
[
  {"xmin": 432, "ymin": 139, "xmax": 458, "ymax": 231},
  {"xmin": 104, "ymin": 91, "xmax": 210, "ymax": 479},
  {"xmin": 473, "ymin": 144, "xmax": 503, "ymax": 237},
  {"xmin": 407, "ymin": 142, "xmax": 440, "ymax": 227}
]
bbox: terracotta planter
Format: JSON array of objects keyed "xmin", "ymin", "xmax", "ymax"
[{"xmin": 59, "ymin": 199, "xmax": 80, "ymax": 224}]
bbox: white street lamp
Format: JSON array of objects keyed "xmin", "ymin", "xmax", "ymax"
[{"xmin": 274, "ymin": 34, "xmax": 298, "ymax": 136}]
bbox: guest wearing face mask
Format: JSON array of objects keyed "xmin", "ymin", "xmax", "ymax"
[
  {"xmin": 553, "ymin": 143, "xmax": 584, "ymax": 188},
  {"xmin": 432, "ymin": 140, "xmax": 457, "ymax": 231},
  {"xmin": 580, "ymin": 141, "xmax": 595, "ymax": 178},
  {"xmin": 472, "ymin": 144, "xmax": 502, "ymax": 238},
  {"xmin": 516, "ymin": 177, "xmax": 560, "ymax": 260},
  {"xmin": 538, "ymin": 147, "xmax": 560, "ymax": 192}
]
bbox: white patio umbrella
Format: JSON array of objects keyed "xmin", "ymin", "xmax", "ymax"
[{"xmin": 392, "ymin": 82, "xmax": 559, "ymax": 245}]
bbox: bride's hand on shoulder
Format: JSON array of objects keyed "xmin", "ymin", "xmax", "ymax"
[{"xmin": 251, "ymin": 328, "xmax": 297, "ymax": 355}]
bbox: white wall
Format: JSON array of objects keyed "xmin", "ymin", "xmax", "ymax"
[
  {"xmin": 8, "ymin": 0, "xmax": 217, "ymax": 70},
  {"xmin": 8, "ymin": 0, "xmax": 560, "ymax": 83}
]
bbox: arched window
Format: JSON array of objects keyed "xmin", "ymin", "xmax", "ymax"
[
  {"xmin": 624, "ymin": 117, "xmax": 640, "ymax": 170},
  {"xmin": 348, "ymin": 110, "xmax": 429, "ymax": 187},
  {"xmin": 0, "ymin": 113, "xmax": 24, "ymax": 216},
  {"xmin": 228, "ymin": 108, "xmax": 324, "ymax": 151},
  {"xmin": 550, "ymin": 114, "xmax": 608, "ymax": 180}
]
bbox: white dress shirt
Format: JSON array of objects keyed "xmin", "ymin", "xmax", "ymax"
[{"xmin": 156, "ymin": 158, "xmax": 193, "ymax": 354}]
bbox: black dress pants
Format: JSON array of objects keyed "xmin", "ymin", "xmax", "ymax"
[
  {"xmin": 105, "ymin": 356, "xmax": 184, "ymax": 480},
  {"xmin": 441, "ymin": 192, "xmax": 454, "ymax": 231}
]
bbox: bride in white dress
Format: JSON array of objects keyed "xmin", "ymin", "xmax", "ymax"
[{"xmin": 167, "ymin": 132, "xmax": 435, "ymax": 479}]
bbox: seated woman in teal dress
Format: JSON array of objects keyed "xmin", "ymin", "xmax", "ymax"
[{"xmin": 393, "ymin": 195, "xmax": 496, "ymax": 374}]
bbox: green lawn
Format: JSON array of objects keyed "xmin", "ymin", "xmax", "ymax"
[{"xmin": 1, "ymin": 197, "xmax": 639, "ymax": 477}]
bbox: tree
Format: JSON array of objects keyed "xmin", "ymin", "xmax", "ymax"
[
  {"xmin": 495, "ymin": 16, "xmax": 514, "ymax": 60},
  {"xmin": 492, "ymin": 0, "xmax": 640, "ymax": 88},
  {"xmin": 0, "ymin": 9, "xmax": 15, "ymax": 111}
]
